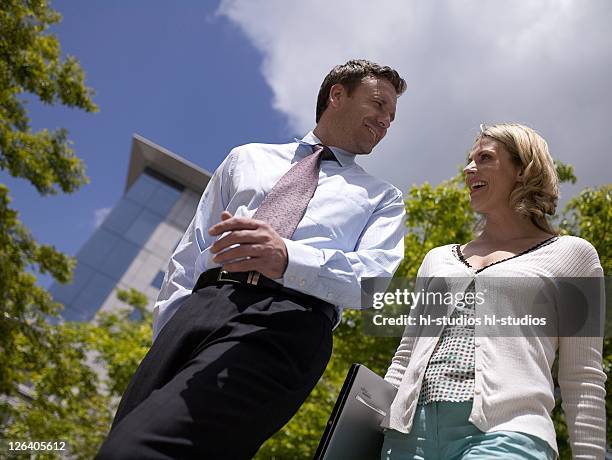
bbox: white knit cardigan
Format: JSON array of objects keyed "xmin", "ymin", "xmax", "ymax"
[{"xmin": 383, "ymin": 236, "xmax": 606, "ymax": 459}]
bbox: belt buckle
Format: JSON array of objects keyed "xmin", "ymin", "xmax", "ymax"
[
  {"xmin": 217, "ymin": 270, "xmax": 240, "ymax": 284},
  {"xmin": 246, "ymin": 271, "xmax": 260, "ymax": 286},
  {"xmin": 216, "ymin": 270, "xmax": 260, "ymax": 285}
]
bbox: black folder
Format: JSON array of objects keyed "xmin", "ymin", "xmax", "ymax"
[{"xmin": 314, "ymin": 363, "xmax": 398, "ymax": 460}]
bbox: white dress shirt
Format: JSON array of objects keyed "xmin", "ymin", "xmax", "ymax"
[{"xmin": 152, "ymin": 131, "xmax": 406, "ymax": 340}]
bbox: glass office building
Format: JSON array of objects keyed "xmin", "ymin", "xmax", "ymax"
[{"xmin": 51, "ymin": 135, "xmax": 211, "ymax": 321}]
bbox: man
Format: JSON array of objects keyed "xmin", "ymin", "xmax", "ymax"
[{"xmin": 97, "ymin": 59, "xmax": 407, "ymax": 459}]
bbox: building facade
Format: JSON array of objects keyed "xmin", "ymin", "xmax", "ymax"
[{"xmin": 51, "ymin": 135, "xmax": 211, "ymax": 321}]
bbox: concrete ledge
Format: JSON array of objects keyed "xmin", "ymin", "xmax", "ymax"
[{"xmin": 126, "ymin": 134, "xmax": 212, "ymax": 195}]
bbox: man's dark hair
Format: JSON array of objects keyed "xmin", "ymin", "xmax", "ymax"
[{"xmin": 315, "ymin": 59, "xmax": 407, "ymax": 123}]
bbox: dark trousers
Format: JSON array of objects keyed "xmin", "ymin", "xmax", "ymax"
[{"xmin": 96, "ymin": 284, "xmax": 333, "ymax": 459}]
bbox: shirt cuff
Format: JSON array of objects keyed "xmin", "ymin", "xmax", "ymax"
[{"xmin": 282, "ymin": 238, "xmax": 323, "ymax": 293}]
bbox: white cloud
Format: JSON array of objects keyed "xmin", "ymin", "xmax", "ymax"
[
  {"xmin": 218, "ymin": 0, "xmax": 612, "ymax": 197},
  {"xmin": 94, "ymin": 207, "xmax": 111, "ymax": 228}
]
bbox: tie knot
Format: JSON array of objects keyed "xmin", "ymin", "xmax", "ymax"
[{"xmin": 313, "ymin": 144, "xmax": 337, "ymax": 163}]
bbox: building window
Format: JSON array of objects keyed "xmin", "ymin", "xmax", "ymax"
[{"xmin": 152, "ymin": 271, "xmax": 165, "ymax": 289}]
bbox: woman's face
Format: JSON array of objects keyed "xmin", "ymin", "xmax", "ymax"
[{"xmin": 463, "ymin": 136, "xmax": 523, "ymax": 214}]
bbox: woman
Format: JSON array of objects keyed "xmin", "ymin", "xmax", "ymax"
[{"xmin": 382, "ymin": 123, "xmax": 606, "ymax": 459}]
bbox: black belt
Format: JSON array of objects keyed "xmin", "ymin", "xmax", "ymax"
[{"xmin": 193, "ymin": 268, "xmax": 337, "ymax": 325}]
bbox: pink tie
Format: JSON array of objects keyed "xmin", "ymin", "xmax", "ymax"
[{"xmin": 253, "ymin": 145, "xmax": 334, "ymax": 239}]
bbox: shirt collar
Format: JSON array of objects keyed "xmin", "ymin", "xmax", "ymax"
[{"xmin": 295, "ymin": 131, "xmax": 356, "ymax": 167}]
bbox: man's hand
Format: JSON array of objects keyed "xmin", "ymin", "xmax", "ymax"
[{"xmin": 208, "ymin": 211, "xmax": 288, "ymax": 279}]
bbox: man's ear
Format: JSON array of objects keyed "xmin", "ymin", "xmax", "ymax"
[{"xmin": 328, "ymin": 83, "xmax": 346, "ymax": 109}]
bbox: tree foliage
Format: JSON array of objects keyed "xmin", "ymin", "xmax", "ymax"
[
  {"xmin": 87, "ymin": 288, "xmax": 152, "ymax": 398},
  {"xmin": 0, "ymin": 0, "xmax": 97, "ymax": 194},
  {"xmin": 0, "ymin": 185, "xmax": 73, "ymax": 395},
  {"xmin": 0, "ymin": 0, "xmax": 97, "ymax": 401},
  {"xmin": 0, "ymin": 1, "xmax": 99, "ymax": 457},
  {"xmin": 560, "ymin": 185, "xmax": 611, "ymax": 266},
  {"xmin": 3, "ymin": 288, "xmax": 152, "ymax": 459}
]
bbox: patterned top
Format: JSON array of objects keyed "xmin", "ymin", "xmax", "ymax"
[
  {"xmin": 418, "ymin": 279, "xmax": 476, "ymax": 404},
  {"xmin": 418, "ymin": 237, "xmax": 559, "ymax": 405}
]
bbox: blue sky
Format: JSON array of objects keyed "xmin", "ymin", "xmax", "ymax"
[
  {"xmin": 2, "ymin": 0, "xmax": 611, "ymax": 288},
  {"xmin": 2, "ymin": 1, "xmax": 290, "ymax": 280}
]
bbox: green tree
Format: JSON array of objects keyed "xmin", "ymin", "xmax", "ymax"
[
  {"xmin": 87, "ymin": 288, "xmax": 153, "ymax": 398},
  {"xmin": 0, "ymin": 0, "xmax": 97, "ymax": 194},
  {"xmin": 3, "ymin": 288, "xmax": 152, "ymax": 459},
  {"xmin": 2, "ymin": 315, "xmax": 113, "ymax": 459},
  {"xmin": 0, "ymin": 0, "xmax": 97, "ymax": 456},
  {"xmin": 0, "ymin": 0, "xmax": 97, "ymax": 386}
]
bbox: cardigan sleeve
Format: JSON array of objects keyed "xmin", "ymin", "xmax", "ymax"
[
  {"xmin": 558, "ymin": 334, "xmax": 606, "ymax": 459},
  {"xmin": 384, "ymin": 332, "xmax": 418, "ymax": 388},
  {"xmin": 557, "ymin": 239, "xmax": 606, "ymax": 459},
  {"xmin": 384, "ymin": 251, "xmax": 433, "ymax": 387}
]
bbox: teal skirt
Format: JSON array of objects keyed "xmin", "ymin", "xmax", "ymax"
[{"xmin": 382, "ymin": 401, "xmax": 556, "ymax": 460}]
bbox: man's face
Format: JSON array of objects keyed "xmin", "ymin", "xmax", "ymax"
[{"xmin": 334, "ymin": 77, "xmax": 398, "ymax": 154}]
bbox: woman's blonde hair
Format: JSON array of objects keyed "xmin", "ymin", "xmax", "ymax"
[{"xmin": 475, "ymin": 123, "xmax": 559, "ymax": 235}]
